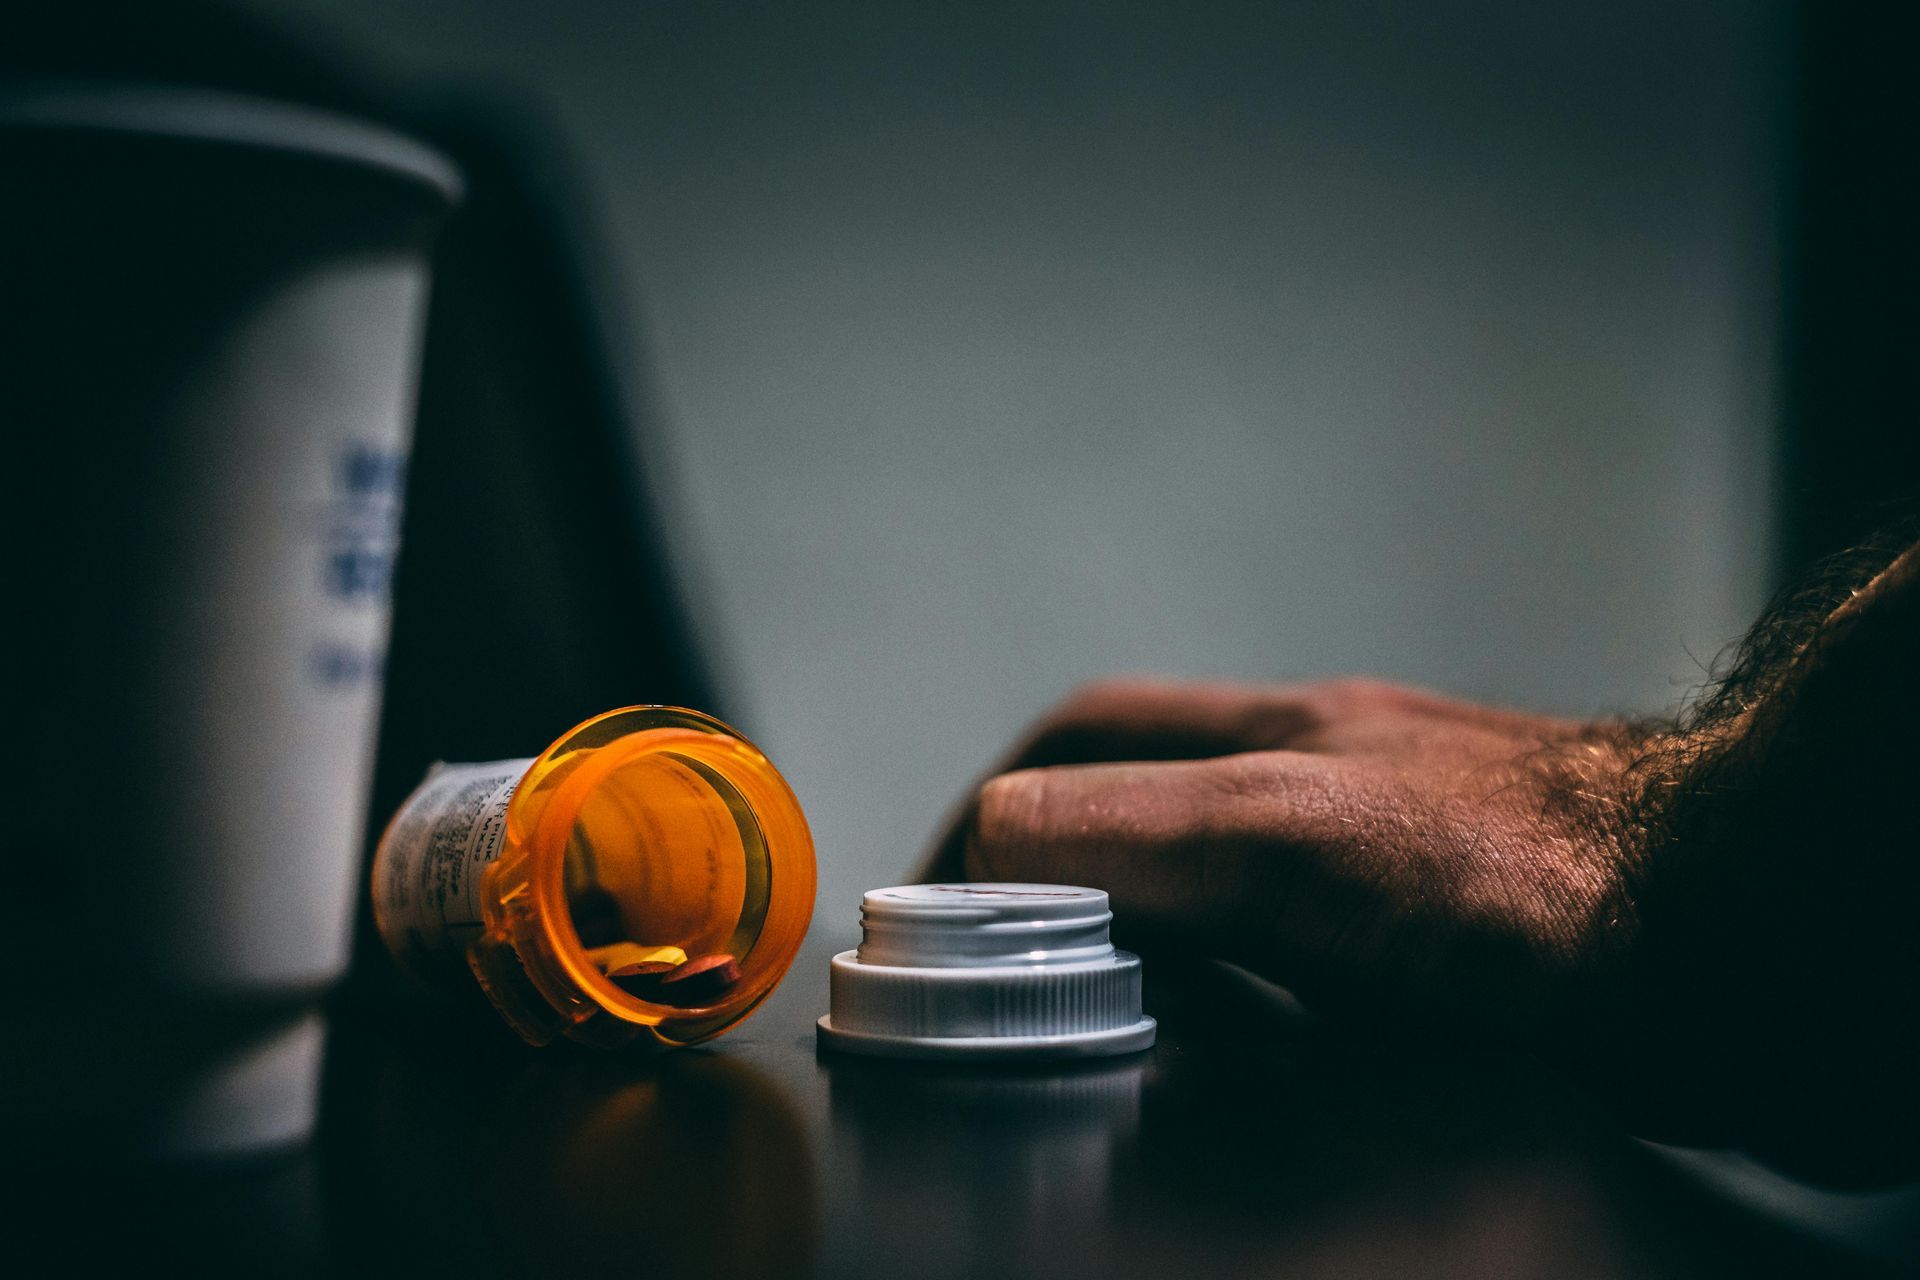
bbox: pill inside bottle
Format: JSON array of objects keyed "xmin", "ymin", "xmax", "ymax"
[{"xmin": 372, "ymin": 706, "xmax": 816, "ymax": 1050}]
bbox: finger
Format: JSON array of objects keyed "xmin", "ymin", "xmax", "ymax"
[
  {"xmin": 1008, "ymin": 676, "xmax": 1321, "ymax": 769},
  {"xmin": 961, "ymin": 753, "xmax": 1356, "ymax": 947},
  {"xmin": 984, "ymin": 676, "xmax": 1574, "ymax": 773},
  {"xmin": 912, "ymin": 677, "xmax": 1320, "ymax": 884}
]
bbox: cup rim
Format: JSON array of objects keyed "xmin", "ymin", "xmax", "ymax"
[{"xmin": 0, "ymin": 77, "xmax": 464, "ymax": 206}]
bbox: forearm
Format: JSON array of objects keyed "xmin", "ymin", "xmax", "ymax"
[{"xmin": 1629, "ymin": 537, "xmax": 1920, "ymax": 1181}]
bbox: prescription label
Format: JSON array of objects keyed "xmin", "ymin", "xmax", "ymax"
[{"xmin": 373, "ymin": 759, "xmax": 532, "ymax": 988}]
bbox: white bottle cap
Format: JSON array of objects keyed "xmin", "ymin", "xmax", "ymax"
[{"xmin": 816, "ymin": 883, "xmax": 1157, "ymax": 1060}]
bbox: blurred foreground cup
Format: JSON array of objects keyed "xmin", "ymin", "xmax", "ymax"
[{"xmin": 0, "ymin": 82, "xmax": 459, "ymax": 1159}]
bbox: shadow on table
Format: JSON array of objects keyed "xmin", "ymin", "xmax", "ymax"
[
  {"xmin": 10, "ymin": 1006, "xmax": 816, "ymax": 1277},
  {"xmin": 818, "ymin": 956, "xmax": 1915, "ymax": 1279},
  {"xmin": 316, "ymin": 1009, "xmax": 817, "ymax": 1279}
]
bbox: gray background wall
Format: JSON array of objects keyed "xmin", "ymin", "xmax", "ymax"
[{"xmin": 248, "ymin": 0, "xmax": 1787, "ymax": 914}]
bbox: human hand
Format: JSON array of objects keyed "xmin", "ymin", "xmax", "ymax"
[
  {"xmin": 919, "ymin": 676, "xmax": 1644, "ymax": 1054},
  {"xmin": 920, "ymin": 630, "xmax": 1920, "ymax": 1184}
]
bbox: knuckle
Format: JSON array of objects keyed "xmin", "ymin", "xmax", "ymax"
[
  {"xmin": 1269, "ymin": 677, "xmax": 1412, "ymax": 740},
  {"xmin": 1247, "ymin": 685, "xmax": 1341, "ymax": 745},
  {"xmin": 1055, "ymin": 675, "xmax": 1162, "ymax": 722},
  {"xmin": 1313, "ymin": 676, "xmax": 1400, "ymax": 709},
  {"xmin": 1186, "ymin": 752, "xmax": 1292, "ymax": 842},
  {"xmin": 1026, "ymin": 676, "xmax": 1176, "ymax": 758},
  {"xmin": 974, "ymin": 769, "xmax": 1047, "ymax": 850}
]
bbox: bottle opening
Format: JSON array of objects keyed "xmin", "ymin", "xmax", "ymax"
[
  {"xmin": 561, "ymin": 749, "xmax": 773, "ymax": 1014},
  {"xmin": 507, "ymin": 708, "xmax": 815, "ymax": 1046}
]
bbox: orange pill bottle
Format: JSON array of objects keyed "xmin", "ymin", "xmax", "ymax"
[{"xmin": 371, "ymin": 707, "xmax": 815, "ymax": 1050}]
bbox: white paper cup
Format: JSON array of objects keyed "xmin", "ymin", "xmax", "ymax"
[{"xmin": 0, "ymin": 82, "xmax": 461, "ymax": 1158}]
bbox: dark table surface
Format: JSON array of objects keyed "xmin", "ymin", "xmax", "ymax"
[{"xmin": 35, "ymin": 935, "xmax": 1920, "ymax": 1278}]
